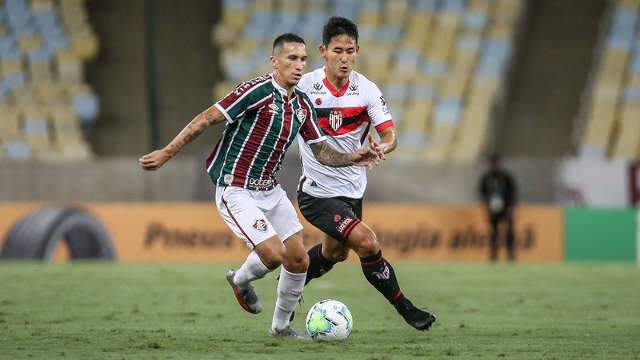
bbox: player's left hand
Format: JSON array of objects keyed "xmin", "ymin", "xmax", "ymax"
[
  {"xmin": 353, "ymin": 145, "xmax": 381, "ymax": 170},
  {"xmin": 367, "ymin": 134, "xmax": 386, "ymax": 160},
  {"xmin": 139, "ymin": 149, "xmax": 171, "ymax": 171}
]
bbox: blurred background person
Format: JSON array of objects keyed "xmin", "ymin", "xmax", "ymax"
[{"xmin": 478, "ymin": 154, "xmax": 518, "ymax": 262}]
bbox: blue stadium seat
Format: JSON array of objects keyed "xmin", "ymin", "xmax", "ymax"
[
  {"xmin": 624, "ymin": 86, "xmax": 640, "ymax": 103},
  {"xmin": 73, "ymin": 93, "xmax": 99, "ymax": 125},
  {"xmin": 434, "ymin": 98, "xmax": 462, "ymax": 123},
  {"xmin": 457, "ymin": 35, "xmax": 481, "ymax": 52},
  {"xmin": 464, "ymin": 10, "xmax": 488, "ymax": 29},
  {"xmin": 414, "ymin": 0, "xmax": 438, "ymax": 12},
  {"xmin": 4, "ymin": 140, "xmax": 31, "ymax": 159}
]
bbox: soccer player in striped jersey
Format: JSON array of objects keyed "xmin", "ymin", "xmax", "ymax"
[
  {"xmin": 295, "ymin": 17, "xmax": 437, "ymax": 331},
  {"xmin": 140, "ymin": 33, "xmax": 381, "ymax": 339}
]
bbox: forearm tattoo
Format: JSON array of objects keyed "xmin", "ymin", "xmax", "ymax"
[
  {"xmin": 310, "ymin": 141, "xmax": 354, "ymax": 167},
  {"xmin": 165, "ymin": 109, "xmax": 218, "ymax": 156}
]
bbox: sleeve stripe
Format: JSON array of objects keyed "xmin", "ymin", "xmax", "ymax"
[
  {"xmin": 214, "ymin": 103, "xmax": 234, "ymax": 123},
  {"xmin": 375, "ymin": 119, "xmax": 394, "ymax": 133}
]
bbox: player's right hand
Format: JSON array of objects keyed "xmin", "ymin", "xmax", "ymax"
[{"xmin": 139, "ymin": 149, "xmax": 171, "ymax": 171}]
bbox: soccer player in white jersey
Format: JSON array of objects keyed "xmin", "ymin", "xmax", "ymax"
[
  {"xmin": 139, "ymin": 33, "xmax": 381, "ymax": 339},
  {"xmin": 296, "ymin": 17, "xmax": 436, "ymax": 331}
]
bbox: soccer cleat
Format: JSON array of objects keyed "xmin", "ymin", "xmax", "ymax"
[
  {"xmin": 270, "ymin": 326, "xmax": 310, "ymax": 340},
  {"xmin": 225, "ymin": 269, "xmax": 262, "ymax": 314},
  {"xmin": 395, "ymin": 298, "xmax": 437, "ymax": 331}
]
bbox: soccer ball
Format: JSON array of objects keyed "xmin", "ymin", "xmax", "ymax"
[{"xmin": 305, "ymin": 299, "xmax": 353, "ymax": 341}]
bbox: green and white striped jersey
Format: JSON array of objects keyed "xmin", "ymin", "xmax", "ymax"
[{"xmin": 206, "ymin": 74, "xmax": 325, "ymax": 191}]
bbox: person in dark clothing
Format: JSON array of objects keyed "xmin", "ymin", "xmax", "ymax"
[{"xmin": 478, "ymin": 154, "xmax": 518, "ymax": 261}]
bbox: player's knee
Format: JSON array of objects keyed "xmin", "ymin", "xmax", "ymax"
[
  {"xmin": 353, "ymin": 231, "xmax": 380, "ymax": 258},
  {"xmin": 259, "ymin": 245, "xmax": 285, "ymax": 270},
  {"xmin": 285, "ymin": 251, "xmax": 309, "ymax": 273}
]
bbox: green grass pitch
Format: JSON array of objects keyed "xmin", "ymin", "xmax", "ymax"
[{"xmin": 0, "ymin": 262, "xmax": 639, "ymax": 359}]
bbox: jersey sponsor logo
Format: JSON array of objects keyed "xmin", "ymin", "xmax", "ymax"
[
  {"xmin": 310, "ymin": 82, "xmax": 327, "ymax": 95},
  {"xmin": 295, "ymin": 108, "xmax": 307, "ymax": 122},
  {"xmin": 253, "ymin": 218, "xmax": 268, "ymax": 232},
  {"xmin": 346, "ymin": 83, "xmax": 359, "ymax": 95},
  {"xmin": 268, "ymin": 103, "xmax": 279, "ymax": 113},
  {"xmin": 248, "ymin": 178, "xmax": 274, "ymax": 188},
  {"xmin": 336, "ymin": 216, "xmax": 353, "ymax": 234},
  {"xmin": 380, "ymin": 96, "xmax": 390, "ymax": 115},
  {"xmin": 315, "ymin": 97, "xmax": 322, "ymax": 105},
  {"xmin": 329, "ymin": 108, "xmax": 343, "ymax": 131},
  {"xmin": 223, "ymin": 174, "xmax": 234, "ymax": 185},
  {"xmin": 334, "ymin": 214, "xmax": 342, "ymax": 222}
]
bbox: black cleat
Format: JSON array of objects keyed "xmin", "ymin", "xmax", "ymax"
[{"xmin": 395, "ymin": 298, "xmax": 437, "ymax": 331}]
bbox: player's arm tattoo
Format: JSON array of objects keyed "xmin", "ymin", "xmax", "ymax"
[
  {"xmin": 163, "ymin": 105, "xmax": 226, "ymax": 157},
  {"xmin": 309, "ymin": 141, "xmax": 356, "ymax": 168}
]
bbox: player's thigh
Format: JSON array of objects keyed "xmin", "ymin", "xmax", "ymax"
[
  {"xmin": 262, "ymin": 186, "xmax": 304, "ymax": 243},
  {"xmin": 297, "ymin": 191, "xmax": 361, "ymax": 243},
  {"xmin": 215, "ymin": 186, "xmax": 278, "ymax": 249}
]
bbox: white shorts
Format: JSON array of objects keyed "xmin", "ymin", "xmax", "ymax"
[{"xmin": 215, "ymin": 185, "xmax": 303, "ymax": 248}]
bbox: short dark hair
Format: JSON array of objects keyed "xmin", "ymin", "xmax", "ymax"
[
  {"xmin": 272, "ymin": 33, "xmax": 305, "ymax": 53},
  {"xmin": 322, "ymin": 16, "xmax": 358, "ymax": 46}
]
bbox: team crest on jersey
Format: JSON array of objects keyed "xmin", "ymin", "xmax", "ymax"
[
  {"xmin": 329, "ymin": 109, "xmax": 343, "ymax": 131},
  {"xmin": 295, "ymin": 108, "xmax": 307, "ymax": 122},
  {"xmin": 253, "ymin": 218, "xmax": 268, "ymax": 232}
]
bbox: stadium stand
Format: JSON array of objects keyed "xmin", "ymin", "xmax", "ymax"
[
  {"xmin": 580, "ymin": 0, "xmax": 640, "ymax": 159},
  {"xmin": 211, "ymin": 0, "xmax": 524, "ymax": 163},
  {"xmin": 0, "ymin": 0, "xmax": 98, "ymax": 160}
]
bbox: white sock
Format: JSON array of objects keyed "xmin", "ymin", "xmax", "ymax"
[
  {"xmin": 233, "ymin": 251, "xmax": 271, "ymax": 290},
  {"xmin": 271, "ymin": 267, "xmax": 306, "ymax": 331}
]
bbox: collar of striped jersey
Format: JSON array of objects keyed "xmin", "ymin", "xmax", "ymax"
[{"xmin": 270, "ymin": 73, "xmax": 296, "ymax": 100}]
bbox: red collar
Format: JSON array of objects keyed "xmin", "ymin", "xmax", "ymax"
[{"xmin": 322, "ymin": 77, "xmax": 350, "ymax": 97}]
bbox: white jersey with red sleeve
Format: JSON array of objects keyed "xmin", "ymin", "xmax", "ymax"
[{"xmin": 296, "ymin": 68, "xmax": 394, "ymax": 199}]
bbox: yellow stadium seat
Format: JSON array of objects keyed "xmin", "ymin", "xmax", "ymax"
[
  {"xmin": 582, "ymin": 100, "xmax": 618, "ymax": 150},
  {"xmin": 385, "ymin": 0, "xmax": 409, "ymax": 26},
  {"xmin": 421, "ymin": 122, "xmax": 457, "ymax": 163},
  {"xmin": 29, "ymin": 60, "xmax": 53, "ymax": 83},
  {"xmin": 0, "ymin": 106, "xmax": 21, "ymax": 140},
  {"xmin": 618, "ymin": 0, "xmax": 640, "ymax": 8},
  {"xmin": 441, "ymin": 72, "xmax": 468, "ymax": 99},
  {"xmin": 251, "ymin": 0, "xmax": 276, "ymax": 12},
  {"xmin": 71, "ymin": 31, "xmax": 99, "ymax": 60},
  {"xmin": 11, "ymin": 87, "xmax": 37, "ymax": 107},
  {"xmin": 56, "ymin": 50, "xmax": 83, "ymax": 83},
  {"xmin": 18, "ymin": 34, "xmax": 43, "ymax": 53},
  {"xmin": 628, "ymin": 74, "xmax": 640, "ymax": 86},
  {"xmin": 31, "ymin": 0, "xmax": 54, "ymax": 11},
  {"xmin": 402, "ymin": 99, "xmax": 433, "ymax": 135},
  {"xmin": 611, "ymin": 105, "xmax": 640, "ymax": 158},
  {"xmin": 468, "ymin": 0, "xmax": 492, "ymax": 12},
  {"xmin": 356, "ymin": 11, "xmax": 381, "ymax": 27}
]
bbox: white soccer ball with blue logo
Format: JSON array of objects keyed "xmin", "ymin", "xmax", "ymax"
[{"xmin": 305, "ymin": 299, "xmax": 353, "ymax": 341}]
